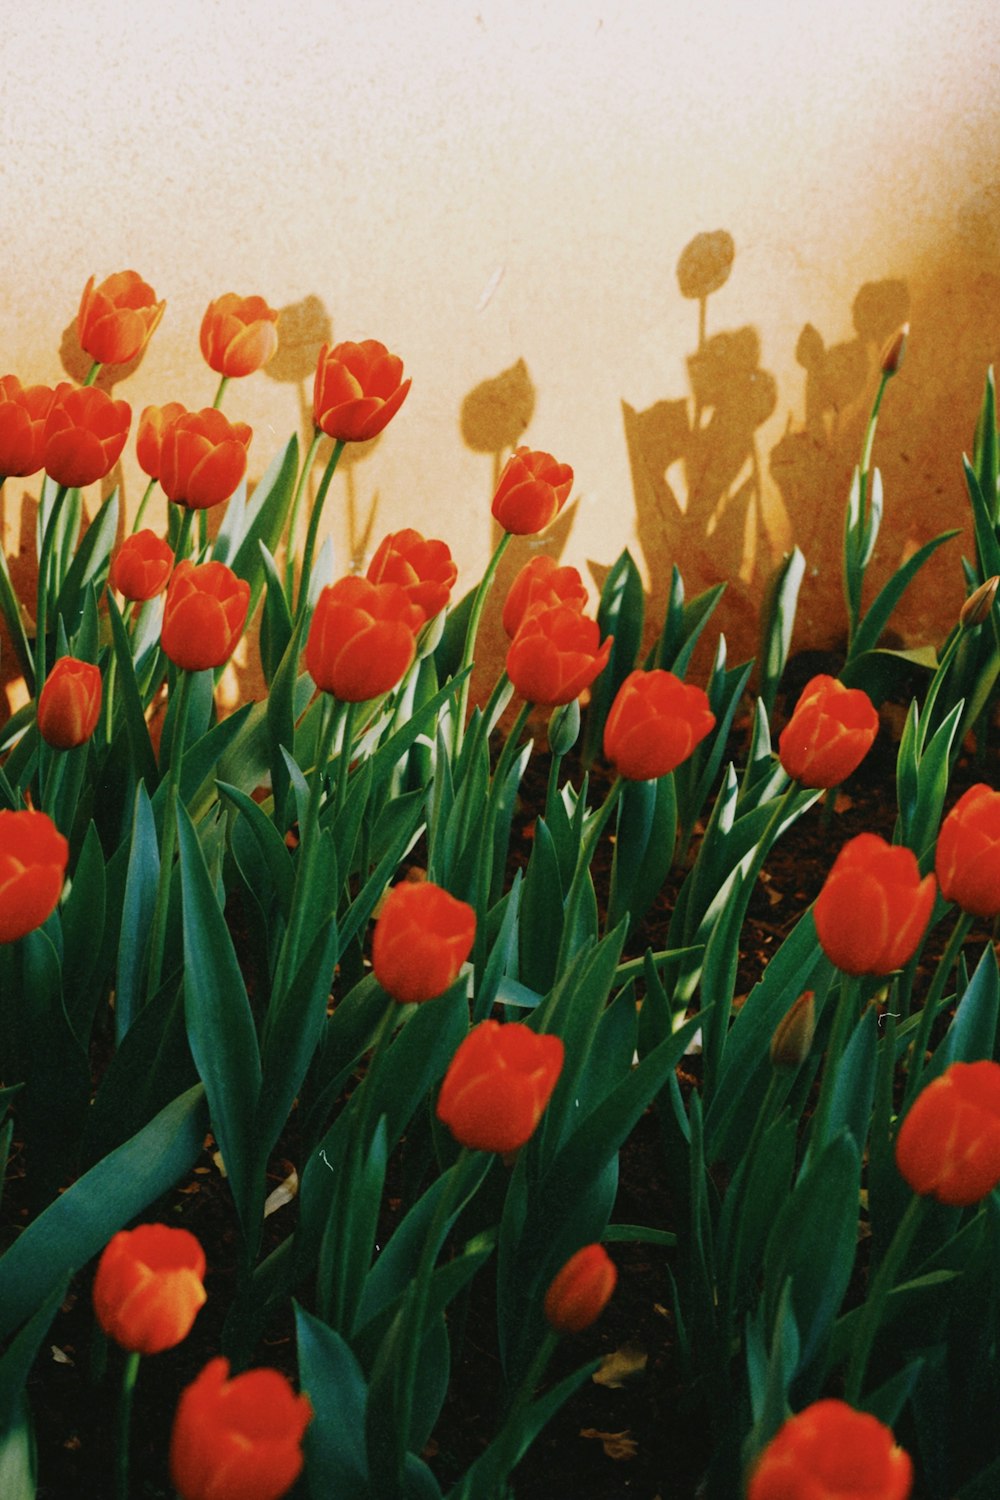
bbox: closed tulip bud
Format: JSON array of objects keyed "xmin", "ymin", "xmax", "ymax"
[
  {"xmin": 92, "ymin": 1224, "xmax": 206, "ymax": 1356},
  {"xmin": 136, "ymin": 402, "xmax": 188, "ymax": 481},
  {"xmin": 312, "ymin": 339, "xmax": 411, "ymax": 442},
  {"xmin": 502, "ymin": 555, "xmax": 588, "ymax": 637},
  {"xmin": 490, "ymin": 447, "xmax": 574, "ymax": 536},
  {"xmin": 37, "ymin": 656, "xmax": 102, "ymax": 749},
  {"xmin": 366, "ymin": 528, "xmax": 458, "ymax": 624},
  {"xmin": 506, "ymin": 603, "xmax": 612, "ymax": 707},
  {"xmin": 0, "ymin": 808, "xmax": 69, "ymax": 943},
  {"xmin": 42, "ymin": 384, "xmax": 131, "ymax": 488},
  {"xmin": 372, "ymin": 880, "xmax": 476, "ymax": 1003},
  {"xmin": 157, "ymin": 408, "xmax": 252, "ymax": 510},
  {"xmin": 960, "ymin": 575, "xmax": 999, "ymax": 631},
  {"xmin": 170, "ymin": 1358, "xmax": 312, "ymax": 1500},
  {"xmin": 544, "ymin": 1244, "xmax": 617, "ymax": 1334},
  {"xmin": 896, "ymin": 1060, "xmax": 1000, "ymax": 1207},
  {"xmin": 814, "ymin": 833, "xmax": 936, "ymax": 976},
  {"xmin": 935, "ymin": 783, "xmax": 1000, "ymax": 918},
  {"xmin": 436, "ymin": 1020, "xmax": 564, "ymax": 1154},
  {"xmin": 305, "ymin": 575, "xmax": 423, "ymax": 702},
  {"xmin": 199, "ymin": 293, "xmax": 279, "ymax": 378},
  {"xmin": 748, "ymin": 1399, "xmax": 912, "ymax": 1500},
  {"xmin": 879, "ymin": 322, "xmax": 909, "ymax": 377},
  {"xmin": 109, "ymin": 529, "xmax": 175, "ymax": 602},
  {"xmin": 161, "ymin": 560, "xmax": 250, "ymax": 672},
  {"xmin": 769, "ymin": 990, "xmax": 816, "ymax": 1070},
  {"xmin": 778, "ymin": 674, "xmax": 879, "ymax": 788},
  {"xmin": 77, "ymin": 270, "xmax": 165, "ymax": 366},
  {"xmin": 0, "ymin": 375, "xmax": 58, "ymax": 478},
  {"xmin": 604, "ymin": 669, "xmax": 715, "ymax": 781}
]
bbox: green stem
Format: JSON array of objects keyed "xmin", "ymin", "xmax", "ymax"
[
  {"xmin": 472, "ymin": 701, "xmax": 532, "ymax": 1014},
  {"xmin": 552, "ymin": 773, "xmax": 625, "ymax": 982},
  {"xmin": 453, "ymin": 530, "xmax": 513, "ymax": 752},
  {"xmin": 915, "ymin": 626, "xmax": 964, "ymax": 756},
  {"xmin": 902, "ymin": 909, "xmax": 974, "ymax": 1110},
  {"xmin": 284, "ymin": 427, "xmax": 324, "ymax": 600},
  {"xmin": 115, "ymin": 1349, "xmax": 141, "ymax": 1500},
  {"xmin": 296, "ymin": 436, "xmax": 345, "ymax": 621},
  {"xmin": 844, "ymin": 1193, "xmax": 924, "ymax": 1403},
  {"xmin": 83, "ymin": 361, "xmax": 101, "ymax": 388},
  {"xmin": 807, "ymin": 972, "xmax": 863, "ymax": 1160},
  {"xmin": 335, "ymin": 700, "xmax": 358, "ymax": 816},
  {"xmin": 171, "ymin": 507, "xmax": 195, "ymax": 566},
  {"xmin": 34, "ymin": 483, "xmax": 70, "ymax": 690},
  {"xmin": 132, "ymin": 479, "xmax": 156, "ymax": 533},
  {"xmin": 144, "ymin": 670, "xmax": 193, "ymax": 1000},
  {"xmin": 212, "ymin": 375, "xmax": 230, "ymax": 410}
]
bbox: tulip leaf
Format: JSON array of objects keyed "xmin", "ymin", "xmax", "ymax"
[
  {"xmin": 931, "ymin": 942, "xmax": 999, "ymax": 1080},
  {"xmin": 107, "ymin": 594, "xmax": 159, "ymax": 791},
  {"xmin": 963, "ymin": 455, "xmax": 1000, "ymax": 581},
  {"xmin": 257, "ymin": 919, "xmax": 340, "ymax": 1161},
  {"xmin": 518, "ymin": 817, "xmax": 564, "ymax": 994},
  {"xmin": 55, "ymin": 487, "xmax": 119, "ymax": 643},
  {"xmin": 758, "ymin": 545, "xmax": 806, "ymax": 718},
  {"xmin": 294, "ymin": 1303, "xmax": 371, "ymax": 1495},
  {"xmin": 0, "ymin": 1277, "xmax": 68, "ymax": 1428},
  {"xmin": 815, "ymin": 1005, "xmax": 877, "ymax": 1156},
  {"xmin": 581, "ymin": 548, "xmax": 644, "ymax": 767},
  {"xmin": 258, "ymin": 540, "xmax": 294, "ymax": 685},
  {"xmin": 852, "ymin": 528, "xmax": 960, "ymax": 660},
  {"xmin": 229, "ymin": 434, "xmax": 300, "ymax": 612},
  {"xmin": 607, "ymin": 771, "xmax": 678, "ymax": 934},
  {"xmin": 0, "ymin": 1394, "xmax": 36, "ymax": 1500},
  {"xmin": 59, "ymin": 818, "xmax": 107, "ymax": 1040}
]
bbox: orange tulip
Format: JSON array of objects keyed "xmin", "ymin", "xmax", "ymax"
[
  {"xmin": 0, "ymin": 375, "xmax": 57, "ymax": 478},
  {"xmin": 814, "ymin": 833, "xmax": 936, "ymax": 976},
  {"xmin": 603, "ymin": 669, "xmax": 715, "ymax": 781},
  {"xmin": 372, "ymin": 879, "xmax": 476, "ymax": 1003},
  {"xmin": 501, "ymin": 555, "xmax": 588, "ymax": 638},
  {"xmin": 436, "ymin": 1019, "xmax": 564, "ymax": 1154},
  {"xmin": 170, "ymin": 1358, "xmax": 312, "ymax": 1500},
  {"xmin": 77, "ymin": 270, "xmax": 165, "ymax": 366},
  {"xmin": 544, "ymin": 1244, "xmax": 617, "ymax": 1334},
  {"xmin": 161, "ymin": 560, "xmax": 250, "ymax": 672},
  {"xmin": 199, "ymin": 293, "xmax": 279, "ymax": 378},
  {"xmin": 37, "ymin": 656, "xmax": 102, "ymax": 749},
  {"xmin": 108, "ymin": 529, "xmax": 174, "ymax": 602},
  {"xmin": 312, "ymin": 339, "xmax": 411, "ymax": 442},
  {"xmin": 92, "ymin": 1223, "xmax": 206, "ymax": 1356},
  {"xmin": 778, "ymin": 674, "xmax": 879, "ymax": 788},
  {"xmin": 366, "ymin": 528, "xmax": 457, "ymax": 624},
  {"xmin": 42, "ymin": 384, "xmax": 131, "ymax": 488},
  {"xmin": 136, "ymin": 402, "xmax": 188, "ymax": 481},
  {"xmin": 157, "ymin": 408, "xmax": 252, "ymax": 510},
  {"xmin": 895, "ymin": 1060, "xmax": 1000, "ymax": 1207},
  {"xmin": 935, "ymin": 783, "xmax": 1000, "ymax": 919},
  {"xmin": 305, "ymin": 575, "xmax": 423, "ymax": 702},
  {"xmin": 490, "ymin": 447, "xmax": 573, "ymax": 535},
  {"xmin": 506, "ymin": 602, "xmax": 612, "ymax": 706},
  {"xmin": 0, "ymin": 808, "xmax": 68, "ymax": 944},
  {"xmin": 747, "ymin": 1399, "xmax": 912, "ymax": 1500}
]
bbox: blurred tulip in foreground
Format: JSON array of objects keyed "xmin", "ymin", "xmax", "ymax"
[
  {"xmin": 747, "ymin": 1398, "xmax": 912, "ymax": 1500},
  {"xmin": 544, "ymin": 1244, "xmax": 617, "ymax": 1334},
  {"xmin": 0, "ymin": 808, "xmax": 68, "ymax": 943},
  {"xmin": 93, "ymin": 1223, "xmax": 206, "ymax": 1356},
  {"xmin": 170, "ymin": 1357, "xmax": 311, "ymax": 1500}
]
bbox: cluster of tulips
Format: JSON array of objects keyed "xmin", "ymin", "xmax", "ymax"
[{"xmin": 1, "ymin": 268, "xmax": 1000, "ymax": 1499}]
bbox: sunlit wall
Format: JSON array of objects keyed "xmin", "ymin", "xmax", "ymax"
[{"xmin": 3, "ymin": 0, "xmax": 999, "ymax": 709}]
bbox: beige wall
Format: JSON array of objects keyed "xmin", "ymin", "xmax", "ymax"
[{"xmin": 3, "ymin": 0, "xmax": 1000, "ymax": 707}]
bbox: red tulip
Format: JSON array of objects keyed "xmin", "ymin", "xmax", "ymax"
[
  {"xmin": 544, "ymin": 1244, "xmax": 617, "ymax": 1334},
  {"xmin": 814, "ymin": 833, "xmax": 936, "ymax": 976},
  {"xmin": 436, "ymin": 1020, "xmax": 564, "ymax": 1154},
  {"xmin": 42, "ymin": 383, "xmax": 131, "ymax": 488},
  {"xmin": 747, "ymin": 1399, "xmax": 912, "ymax": 1500},
  {"xmin": 37, "ymin": 656, "xmax": 102, "ymax": 749},
  {"xmin": 490, "ymin": 447, "xmax": 573, "ymax": 535},
  {"xmin": 935, "ymin": 783, "xmax": 1000, "ymax": 919},
  {"xmin": 506, "ymin": 602, "xmax": 612, "ymax": 706},
  {"xmin": 0, "ymin": 808, "xmax": 68, "ymax": 943},
  {"xmin": 136, "ymin": 402, "xmax": 188, "ymax": 481},
  {"xmin": 77, "ymin": 270, "xmax": 165, "ymax": 366},
  {"xmin": 157, "ymin": 407, "xmax": 252, "ymax": 510},
  {"xmin": 0, "ymin": 375, "xmax": 58, "ymax": 478},
  {"xmin": 305, "ymin": 575, "xmax": 423, "ymax": 702},
  {"xmin": 366, "ymin": 528, "xmax": 457, "ymax": 624},
  {"xmin": 603, "ymin": 669, "xmax": 715, "ymax": 781},
  {"xmin": 108, "ymin": 529, "xmax": 174, "ymax": 601},
  {"xmin": 501, "ymin": 555, "xmax": 588, "ymax": 638},
  {"xmin": 312, "ymin": 339, "xmax": 410, "ymax": 442},
  {"xmin": 778, "ymin": 674, "xmax": 879, "ymax": 788},
  {"xmin": 92, "ymin": 1223, "xmax": 206, "ymax": 1356},
  {"xmin": 200, "ymin": 293, "xmax": 279, "ymax": 378},
  {"xmin": 170, "ymin": 1357, "xmax": 311, "ymax": 1500},
  {"xmin": 896, "ymin": 1060, "xmax": 1000, "ymax": 1207},
  {"xmin": 372, "ymin": 879, "xmax": 476, "ymax": 1003},
  {"xmin": 161, "ymin": 560, "xmax": 250, "ymax": 672}
]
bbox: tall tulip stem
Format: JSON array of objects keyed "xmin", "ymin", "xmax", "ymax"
[
  {"xmin": 453, "ymin": 530, "xmax": 513, "ymax": 752},
  {"xmin": 844, "ymin": 1193, "xmax": 924, "ymax": 1403},
  {"xmin": 115, "ymin": 1349, "xmax": 141, "ymax": 1500},
  {"xmin": 283, "ymin": 428, "xmax": 324, "ymax": 599},
  {"xmin": 296, "ymin": 436, "xmax": 345, "ymax": 621},
  {"xmin": 902, "ymin": 909, "xmax": 974, "ymax": 1111}
]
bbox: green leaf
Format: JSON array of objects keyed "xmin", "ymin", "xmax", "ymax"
[
  {"xmin": 581, "ymin": 549, "xmax": 645, "ymax": 765},
  {"xmin": 258, "ymin": 540, "xmax": 294, "ymax": 685},
  {"xmin": 758, "ymin": 546, "xmax": 805, "ymax": 717},
  {"xmin": 294, "ymin": 1303, "xmax": 371, "ymax": 1496},
  {"xmin": 107, "ymin": 593, "xmax": 159, "ymax": 790},
  {"xmin": 55, "ymin": 487, "xmax": 119, "ymax": 642},
  {"xmin": 0, "ymin": 1279, "xmax": 68, "ymax": 1427},
  {"xmin": 851, "ymin": 529, "xmax": 959, "ymax": 659},
  {"xmin": 0, "ymin": 1394, "xmax": 36, "ymax": 1500},
  {"xmin": 607, "ymin": 772, "xmax": 677, "ymax": 934},
  {"xmin": 229, "ymin": 434, "xmax": 300, "ymax": 613},
  {"xmin": 59, "ymin": 819, "xmax": 107, "ymax": 1040},
  {"xmin": 518, "ymin": 818, "xmax": 564, "ymax": 994}
]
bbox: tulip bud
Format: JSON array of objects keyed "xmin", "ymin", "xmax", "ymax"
[
  {"xmin": 37, "ymin": 657, "xmax": 102, "ymax": 749},
  {"xmin": 544, "ymin": 1244, "xmax": 617, "ymax": 1334},
  {"xmin": 548, "ymin": 697, "xmax": 581, "ymax": 756},
  {"xmin": 879, "ymin": 322, "xmax": 909, "ymax": 377},
  {"xmin": 769, "ymin": 990, "xmax": 816, "ymax": 1070},
  {"xmin": 960, "ymin": 575, "xmax": 999, "ymax": 631}
]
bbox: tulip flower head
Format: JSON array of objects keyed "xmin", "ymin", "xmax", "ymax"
[
  {"xmin": 77, "ymin": 270, "xmax": 165, "ymax": 366},
  {"xmin": 502, "ymin": 555, "xmax": 588, "ymax": 638},
  {"xmin": 136, "ymin": 402, "xmax": 188, "ymax": 481},
  {"xmin": 506, "ymin": 602, "xmax": 612, "ymax": 707},
  {"xmin": 366, "ymin": 528, "xmax": 458, "ymax": 625},
  {"xmin": 0, "ymin": 808, "xmax": 68, "ymax": 944},
  {"xmin": 747, "ymin": 1398, "xmax": 913, "ymax": 1500},
  {"xmin": 490, "ymin": 447, "xmax": 574, "ymax": 536},
  {"xmin": 161, "ymin": 560, "xmax": 250, "ymax": 673},
  {"xmin": 436, "ymin": 1019, "xmax": 564, "ymax": 1154},
  {"xmin": 544, "ymin": 1244, "xmax": 618, "ymax": 1334},
  {"xmin": 895, "ymin": 1060, "xmax": 1000, "ymax": 1207},
  {"xmin": 37, "ymin": 656, "xmax": 102, "ymax": 750},
  {"xmin": 778, "ymin": 673, "xmax": 879, "ymax": 788},
  {"xmin": 157, "ymin": 407, "xmax": 252, "ymax": 510},
  {"xmin": 305, "ymin": 575, "xmax": 423, "ymax": 702},
  {"xmin": 312, "ymin": 339, "xmax": 411, "ymax": 443},
  {"xmin": 935, "ymin": 783, "xmax": 1000, "ymax": 919},
  {"xmin": 814, "ymin": 833, "xmax": 936, "ymax": 976},
  {"xmin": 200, "ymin": 293, "xmax": 279, "ymax": 378},
  {"xmin": 109, "ymin": 529, "xmax": 174, "ymax": 602},
  {"xmin": 604, "ymin": 669, "xmax": 715, "ymax": 781},
  {"xmin": 42, "ymin": 384, "xmax": 131, "ymax": 488},
  {"xmin": 92, "ymin": 1223, "xmax": 206, "ymax": 1356},
  {"xmin": 170, "ymin": 1357, "xmax": 312, "ymax": 1500},
  {"xmin": 372, "ymin": 879, "xmax": 476, "ymax": 1003},
  {"xmin": 0, "ymin": 375, "xmax": 57, "ymax": 478}
]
